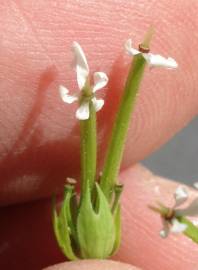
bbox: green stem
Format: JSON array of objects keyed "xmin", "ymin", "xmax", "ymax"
[
  {"xmin": 80, "ymin": 101, "xmax": 96, "ymax": 194},
  {"xmin": 100, "ymin": 54, "xmax": 147, "ymax": 200}
]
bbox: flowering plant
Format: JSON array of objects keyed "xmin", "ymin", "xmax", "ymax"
[
  {"xmin": 150, "ymin": 186, "xmax": 198, "ymax": 242},
  {"xmin": 52, "ymin": 29, "xmax": 198, "ymax": 260}
]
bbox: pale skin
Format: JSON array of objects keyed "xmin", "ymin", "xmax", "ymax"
[{"xmin": 0, "ymin": 0, "xmax": 198, "ymax": 269}]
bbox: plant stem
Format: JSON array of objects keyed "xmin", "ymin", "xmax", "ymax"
[
  {"xmin": 80, "ymin": 100, "xmax": 97, "ymax": 194},
  {"xmin": 100, "ymin": 54, "xmax": 147, "ymax": 200}
]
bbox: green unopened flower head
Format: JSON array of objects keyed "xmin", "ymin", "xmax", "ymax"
[{"xmin": 53, "ymin": 181, "xmax": 122, "ymax": 259}]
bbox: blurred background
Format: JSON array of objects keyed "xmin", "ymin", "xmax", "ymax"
[{"xmin": 143, "ymin": 117, "xmax": 198, "ymax": 186}]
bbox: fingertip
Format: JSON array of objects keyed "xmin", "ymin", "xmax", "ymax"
[
  {"xmin": 43, "ymin": 260, "xmax": 141, "ymax": 270},
  {"xmin": 116, "ymin": 164, "xmax": 198, "ymax": 270}
]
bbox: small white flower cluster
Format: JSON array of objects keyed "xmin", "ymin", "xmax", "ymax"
[
  {"xmin": 59, "ymin": 39, "xmax": 178, "ymax": 120},
  {"xmin": 160, "ymin": 186, "xmax": 198, "ymax": 238}
]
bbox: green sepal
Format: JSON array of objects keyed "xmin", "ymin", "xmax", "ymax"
[
  {"xmin": 52, "ymin": 187, "xmax": 78, "ymax": 260},
  {"xmin": 77, "ymin": 183, "xmax": 115, "ymax": 259},
  {"xmin": 112, "ymin": 184, "xmax": 123, "ymax": 213},
  {"xmin": 176, "ymin": 216, "xmax": 198, "ymax": 243},
  {"xmin": 111, "ymin": 204, "xmax": 121, "ymax": 255},
  {"xmin": 110, "ymin": 185, "xmax": 122, "ymax": 255},
  {"xmin": 62, "ymin": 185, "xmax": 78, "ymax": 243}
]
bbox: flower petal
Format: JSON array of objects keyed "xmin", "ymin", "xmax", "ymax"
[
  {"xmin": 143, "ymin": 53, "xmax": 178, "ymax": 69},
  {"xmin": 59, "ymin": 85, "xmax": 78, "ymax": 104},
  {"xmin": 76, "ymin": 102, "xmax": 89, "ymax": 120},
  {"xmin": 194, "ymin": 182, "xmax": 198, "ymax": 189},
  {"xmin": 73, "ymin": 41, "xmax": 89, "ymax": 90},
  {"xmin": 170, "ymin": 218, "xmax": 187, "ymax": 233},
  {"xmin": 176, "ymin": 198, "xmax": 198, "ymax": 217},
  {"xmin": 92, "ymin": 97, "xmax": 104, "ymax": 112},
  {"xmin": 174, "ymin": 186, "xmax": 188, "ymax": 207},
  {"xmin": 160, "ymin": 219, "xmax": 169, "ymax": 238},
  {"xmin": 124, "ymin": 39, "xmax": 140, "ymax": 56},
  {"xmin": 92, "ymin": 72, "xmax": 108, "ymax": 92}
]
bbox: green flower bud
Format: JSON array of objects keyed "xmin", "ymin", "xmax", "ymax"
[
  {"xmin": 77, "ymin": 183, "xmax": 116, "ymax": 258},
  {"xmin": 52, "ymin": 183, "xmax": 122, "ymax": 260}
]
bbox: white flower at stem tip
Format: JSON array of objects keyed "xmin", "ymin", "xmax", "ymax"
[
  {"xmin": 59, "ymin": 42, "xmax": 108, "ymax": 120},
  {"xmin": 159, "ymin": 186, "xmax": 198, "ymax": 238},
  {"xmin": 125, "ymin": 39, "xmax": 178, "ymax": 69},
  {"xmin": 160, "ymin": 218, "xmax": 187, "ymax": 238}
]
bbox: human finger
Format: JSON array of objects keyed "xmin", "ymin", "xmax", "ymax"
[
  {"xmin": 1, "ymin": 0, "xmax": 198, "ymax": 205},
  {"xmin": 43, "ymin": 260, "xmax": 140, "ymax": 270},
  {"xmin": 0, "ymin": 165, "xmax": 197, "ymax": 269}
]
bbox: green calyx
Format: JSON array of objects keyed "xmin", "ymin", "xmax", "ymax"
[{"xmin": 53, "ymin": 182, "xmax": 122, "ymax": 259}]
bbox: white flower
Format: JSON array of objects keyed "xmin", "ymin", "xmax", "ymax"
[
  {"xmin": 194, "ymin": 182, "xmax": 198, "ymax": 189},
  {"xmin": 174, "ymin": 186, "xmax": 188, "ymax": 207},
  {"xmin": 160, "ymin": 186, "xmax": 198, "ymax": 238},
  {"xmin": 125, "ymin": 39, "xmax": 178, "ymax": 69},
  {"xmin": 160, "ymin": 218, "xmax": 187, "ymax": 238},
  {"xmin": 59, "ymin": 42, "xmax": 108, "ymax": 120}
]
